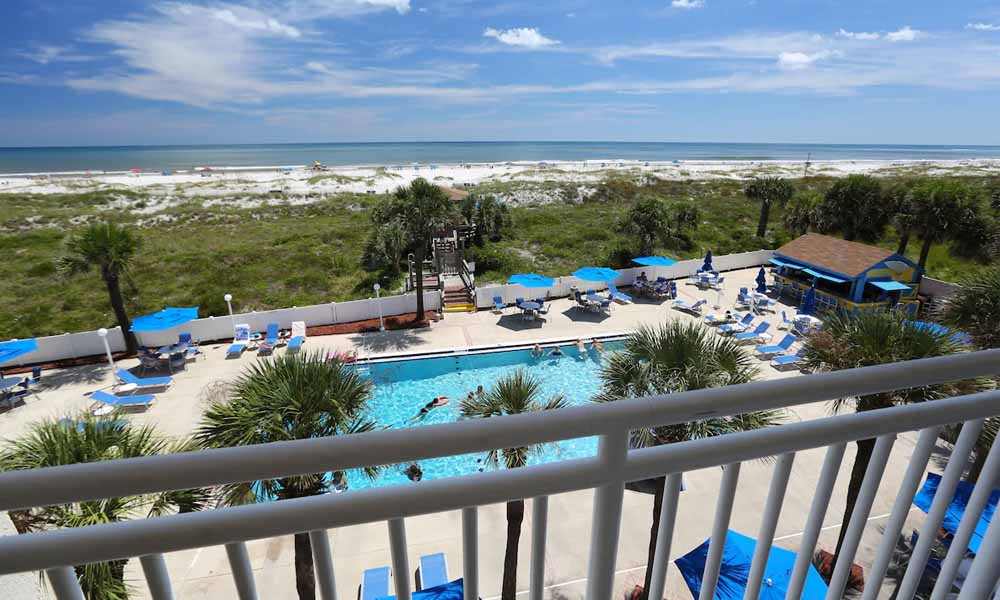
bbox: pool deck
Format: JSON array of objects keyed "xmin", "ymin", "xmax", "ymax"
[{"xmin": 0, "ymin": 267, "xmax": 943, "ymax": 599}]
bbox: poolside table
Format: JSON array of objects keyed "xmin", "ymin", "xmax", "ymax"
[{"xmin": 520, "ymin": 301, "xmax": 541, "ymax": 321}]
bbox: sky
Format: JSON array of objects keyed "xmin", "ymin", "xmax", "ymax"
[{"xmin": 2, "ymin": 0, "xmax": 1000, "ymax": 147}]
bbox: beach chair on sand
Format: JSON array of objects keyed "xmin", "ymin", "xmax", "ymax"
[
  {"xmin": 418, "ymin": 553, "xmax": 449, "ymax": 590},
  {"xmin": 227, "ymin": 324, "xmax": 251, "ymax": 358},
  {"xmin": 719, "ymin": 313, "xmax": 755, "ymax": 335},
  {"xmin": 115, "ymin": 369, "xmax": 172, "ymax": 390},
  {"xmin": 258, "ymin": 323, "xmax": 280, "ymax": 355},
  {"xmin": 778, "ymin": 310, "xmax": 794, "ymax": 330},
  {"xmin": 492, "ymin": 295, "xmax": 505, "ymax": 313},
  {"xmin": 90, "ymin": 390, "xmax": 155, "ymax": 416},
  {"xmin": 608, "ymin": 282, "xmax": 632, "ymax": 304},
  {"xmin": 287, "ymin": 321, "xmax": 306, "ymax": 352},
  {"xmin": 755, "ymin": 334, "xmax": 797, "ymax": 359},
  {"xmin": 733, "ymin": 321, "xmax": 771, "ymax": 344},
  {"xmin": 672, "ymin": 298, "xmax": 707, "ymax": 316},
  {"xmin": 360, "ymin": 566, "xmax": 390, "ymax": 600},
  {"xmin": 771, "ymin": 349, "xmax": 806, "ymax": 371}
]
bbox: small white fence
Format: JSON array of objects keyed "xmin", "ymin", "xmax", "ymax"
[
  {"xmin": 474, "ymin": 249, "xmax": 775, "ymax": 308},
  {"xmin": 919, "ymin": 276, "xmax": 960, "ymax": 299},
  {"xmin": 3, "ymin": 291, "xmax": 441, "ymax": 367}
]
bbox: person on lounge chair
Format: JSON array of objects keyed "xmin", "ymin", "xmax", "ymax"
[{"xmin": 637, "ymin": 271, "xmax": 648, "ymax": 284}]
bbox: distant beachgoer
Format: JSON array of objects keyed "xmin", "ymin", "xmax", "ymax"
[
  {"xmin": 331, "ymin": 471, "xmax": 348, "ymax": 493},
  {"xmin": 531, "ymin": 343, "xmax": 544, "ymax": 358},
  {"xmin": 404, "ymin": 463, "xmax": 423, "ymax": 482},
  {"xmin": 410, "ymin": 396, "xmax": 449, "ymax": 421}
]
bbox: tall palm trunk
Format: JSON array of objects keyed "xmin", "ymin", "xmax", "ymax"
[
  {"xmin": 102, "ymin": 266, "xmax": 137, "ymax": 353},
  {"xmin": 917, "ymin": 236, "xmax": 934, "ymax": 270},
  {"xmin": 414, "ymin": 246, "xmax": 426, "ymax": 322},
  {"xmin": 967, "ymin": 442, "xmax": 992, "ymax": 483},
  {"xmin": 640, "ymin": 477, "xmax": 667, "ymax": 600},
  {"xmin": 896, "ymin": 231, "xmax": 910, "ymax": 255},
  {"xmin": 502, "ymin": 499, "xmax": 525, "ymax": 600},
  {"xmin": 831, "ymin": 437, "xmax": 876, "ymax": 574},
  {"xmin": 294, "ymin": 531, "xmax": 317, "ymax": 600},
  {"xmin": 756, "ymin": 201, "xmax": 770, "ymax": 238}
]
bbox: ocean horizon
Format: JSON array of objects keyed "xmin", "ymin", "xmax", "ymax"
[{"xmin": 2, "ymin": 141, "xmax": 1000, "ymax": 174}]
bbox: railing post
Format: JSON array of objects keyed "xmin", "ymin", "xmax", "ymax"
[
  {"xmin": 931, "ymin": 430, "xmax": 1000, "ymax": 600},
  {"xmin": 139, "ymin": 553, "xmax": 175, "ymax": 600},
  {"xmin": 225, "ymin": 542, "xmax": 258, "ymax": 600},
  {"xmin": 898, "ymin": 419, "xmax": 984, "ymax": 600},
  {"xmin": 698, "ymin": 462, "xmax": 742, "ymax": 600},
  {"xmin": 585, "ymin": 429, "xmax": 629, "ymax": 600},
  {"xmin": 861, "ymin": 427, "xmax": 941, "ymax": 600},
  {"xmin": 745, "ymin": 453, "xmax": 795, "ymax": 600},
  {"xmin": 646, "ymin": 472, "xmax": 684, "ymax": 600},
  {"xmin": 388, "ymin": 517, "xmax": 411, "ymax": 600},
  {"xmin": 956, "ymin": 512, "xmax": 1000, "ymax": 600},
  {"xmin": 462, "ymin": 507, "xmax": 478, "ymax": 600},
  {"xmin": 788, "ymin": 442, "xmax": 847, "ymax": 599},
  {"xmin": 309, "ymin": 530, "xmax": 338, "ymax": 600},
  {"xmin": 46, "ymin": 566, "xmax": 85, "ymax": 600},
  {"xmin": 529, "ymin": 496, "xmax": 548, "ymax": 600},
  {"xmin": 827, "ymin": 434, "xmax": 896, "ymax": 600}
]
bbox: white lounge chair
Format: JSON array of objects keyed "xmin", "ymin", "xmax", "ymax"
[
  {"xmin": 287, "ymin": 321, "xmax": 306, "ymax": 352},
  {"xmin": 672, "ymin": 298, "xmax": 707, "ymax": 315},
  {"xmin": 227, "ymin": 324, "xmax": 251, "ymax": 358}
]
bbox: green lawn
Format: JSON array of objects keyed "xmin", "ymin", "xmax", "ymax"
[{"xmin": 0, "ymin": 175, "xmax": 992, "ymax": 339}]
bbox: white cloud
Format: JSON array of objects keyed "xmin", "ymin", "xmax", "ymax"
[
  {"xmin": 483, "ymin": 27, "xmax": 559, "ymax": 49},
  {"xmin": 671, "ymin": 0, "xmax": 704, "ymax": 8},
  {"xmin": 594, "ymin": 32, "xmax": 828, "ymax": 64},
  {"xmin": 966, "ymin": 23, "xmax": 1000, "ymax": 32},
  {"xmin": 885, "ymin": 26, "xmax": 921, "ymax": 42},
  {"xmin": 18, "ymin": 45, "xmax": 92, "ymax": 64},
  {"xmin": 211, "ymin": 8, "xmax": 301, "ymax": 37},
  {"xmin": 281, "ymin": 0, "xmax": 410, "ymax": 20},
  {"xmin": 777, "ymin": 50, "xmax": 835, "ymax": 70},
  {"xmin": 836, "ymin": 28, "xmax": 880, "ymax": 41}
]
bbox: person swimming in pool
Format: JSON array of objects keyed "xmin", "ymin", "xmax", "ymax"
[
  {"xmin": 548, "ymin": 346, "xmax": 564, "ymax": 357},
  {"xmin": 531, "ymin": 343, "xmax": 544, "ymax": 358},
  {"xmin": 404, "ymin": 463, "xmax": 423, "ymax": 482},
  {"xmin": 410, "ymin": 396, "xmax": 449, "ymax": 421},
  {"xmin": 593, "ymin": 339, "xmax": 604, "ymax": 355}
]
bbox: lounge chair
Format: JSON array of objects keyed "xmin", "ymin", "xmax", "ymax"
[
  {"xmin": 178, "ymin": 332, "xmax": 192, "ymax": 345},
  {"xmin": 115, "ymin": 369, "xmax": 172, "ymax": 390},
  {"xmin": 755, "ymin": 334, "xmax": 797, "ymax": 359},
  {"xmin": 534, "ymin": 298, "xmax": 550, "ymax": 315},
  {"xmin": 258, "ymin": 323, "xmax": 280, "ymax": 355},
  {"xmin": 360, "ymin": 566, "xmax": 391, "ymax": 600},
  {"xmin": 733, "ymin": 322, "xmax": 771, "ymax": 344},
  {"xmin": 709, "ymin": 276, "xmax": 725, "ymax": 290},
  {"xmin": 515, "ymin": 297, "xmax": 525, "ymax": 308},
  {"xmin": 771, "ymin": 349, "xmax": 806, "ymax": 371},
  {"xmin": 608, "ymin": 282, "xmax": 632, "ymax": 304},
  {"xmin": 778, "ymin": 311, "xmax": 794, "ymax": 330},
  {"xmin": 90, "ymin": 390, "xmax": 155, "ymax": 415},
  {"xmin": 672, "ymin": 298, "xmax": 707, "ymax": 315},
  {"xmin": 492, "ymin": 295, "xmax": 505, "ymax": 313},
  {"xmin": 719, "ymin": 313, "xmax": 754, "ymax": 334},
  {"xmin": 418, "ymin": 553, "xmax": 448, "ymax": 590},
  {"xmin": 227, "ymin": 324, "xmax": 251, "ymax": 358},
  {"xmin": 287, "ymin": 321, "xmax": 306, "ymax": 352}
]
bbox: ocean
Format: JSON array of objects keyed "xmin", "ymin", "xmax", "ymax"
[{"xmin": 1, "ymin": 141, "xmax": 1000, "ymax": 174}]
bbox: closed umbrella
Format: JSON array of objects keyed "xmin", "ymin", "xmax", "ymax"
[
  {"xmin": 700, "ymin": 250, "xmax": 714, "ymax": 273},
  {"xmin": 799, "ymin": 287, "xmax": 816, "ymax": 315},
  {"xmin": 756, "ymin": 267, "xmax": 768, "ymax": 294}
]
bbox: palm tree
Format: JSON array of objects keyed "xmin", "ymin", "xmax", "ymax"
[
  {"xmin": 910, "ymin": 179, "xmax": 985, "ymax": 269},
  {"xmin": 801, "ymin": 310, "xmax": 988, "ymax": 570},
  {"xmin": 743, "ymin": 176, "xmax": 794, "ymax": 238},
  {"xmin": 782, "ymin": 190, "xmax": 823, "ymax": 236},
  {"xmin": 195, "ymin": 352, "xmax": 378, "ymax": 600},
  {"xmin": 59, "ymin": 222, "xmax": 143, "ymax": 353},
  {"xmin": 460, "ymin": 370, "xmax": 567, "ymax": 600},
  {"xmin": 884, "ymin": 181, "xmax": 916, "ymax": 254},
  {"xmin": 819, "ymin": 174, "xmax": 889, "ymax": 243},
  {"xmin": 595, "ymin": 321, "xmax": 783, "ymax": 600},
  {"xmin": 0, "ymin": 414, "xmax": 208, "ymax": 599}
]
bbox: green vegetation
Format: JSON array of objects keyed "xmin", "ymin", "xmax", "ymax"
[
  {"xmin": 743, "ymin": 176, "xmax": 794, "ymax": 237},
  {"xmin": 937, "ymin": 266, "xmax": 1000, "ymax": 350},
  {"xmin": 1, "ymin": 173, "xmax": 997, "ymax": 339}
]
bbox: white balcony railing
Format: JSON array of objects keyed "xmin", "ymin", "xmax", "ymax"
[{"xmin": 1, "ymin": 349, "xmax": 1000, "ymax": 600}]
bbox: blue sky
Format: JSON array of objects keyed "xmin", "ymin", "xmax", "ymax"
[{"xmin": 2, "ymin": 0, "xmax": 1000, "ymax": 146}]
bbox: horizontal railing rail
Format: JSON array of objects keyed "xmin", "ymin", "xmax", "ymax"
[
  {"xmin": 2, "ymin": 349, "xmax": 999, "ymax": 600},
  {"xmin": 2, "ymin": 348, "xmax": 998, "ymax": 511}
]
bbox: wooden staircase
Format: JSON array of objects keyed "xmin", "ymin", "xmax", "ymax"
[{"xmin": 442, "ymin": 278, "xmax": 476, "ymax": 313}]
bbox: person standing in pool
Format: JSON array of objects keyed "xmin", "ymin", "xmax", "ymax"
[{"xmin": 548, "ymin": 346, "xmax": 564, "ymax": 357}]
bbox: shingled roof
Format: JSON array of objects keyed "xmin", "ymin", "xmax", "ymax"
[{"xmin": 774, "ymin": 233, "xmax": 895, "ymax": 278}]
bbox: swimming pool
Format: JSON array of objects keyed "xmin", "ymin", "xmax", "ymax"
[{"xmin": 343, "ymin": 340, "xmax": 624, "ymax": 490}]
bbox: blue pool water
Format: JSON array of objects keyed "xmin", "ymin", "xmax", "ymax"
[{"xmin": 344, "ymin": 341, "xmax": 623, "ymax": 490}]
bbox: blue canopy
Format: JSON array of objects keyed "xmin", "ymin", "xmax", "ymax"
[
  {"xmin": 799, "ymin": 287, "xmax": 817, "ymax": 315},
  {"xmin": 633, "ymin": 256, "xmax": 677, "ymax": 267},
  {"xmin": 769, "ymin": 257, "xmax": 801, "ymax": 270},
  {"xmin": 378, "ymin": 578, "xmax": 464, "ymax": 600},
  {"xmin": 756, "ymin": 267, "xmax": 768, "ymax": 293},
  {"xmin": 869, "ymin": 280, "xmax": 911, "ymax": 292},
  {"xmin": 0, "ymin": 338, "xmax": 37, "ymax": 365},
  {"xmin": 507, "ymin": 273, "xmax": 555, "ymax": 288},
  {"xmin": 675, "ymin": 530, "xmax": 827, "ymax": 600},
  {"xmin": 572, "ymin": 267, "xmax": 621, "ymax": 283},
  {"xmin": 914, "ymin": 473, "xmax": 998, "ymax": 554},
  {"xmin": 801, "ymin": 268, "xmax": 849, "ymax": 284},
  {"xmin": 700, "ymin": 250, "xmax": 714, "ymax": 273},
  {"xmin": 130, "ymin": 307, "xmax": 199, "ymax": 332}
]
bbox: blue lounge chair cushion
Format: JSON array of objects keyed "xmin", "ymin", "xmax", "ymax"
[
  {"xmin": 419, "ymin": 553, "xmax": 448, "ymax": 589},
  {"xmin": 756, "ymin": 335, "xmax": 797, "ymax": 355},
  {"xmin": 288, "ymin": 336, "xmax": 304, "ymax": 350},
  {"xmin": 379, "ymin": 579, "xmax": 465, "ymax": 600},
  {"xmin": 362, "ymin": 566, "xmax": 391, "ymax": 600},
  {"xmin": 227, "ymin": 342, "xmax": 247, "ymax": 357},
  {"xmin": 116, "ymin": 369, "xmax": 172, "ymax": 388},
  {"xmin": 493, "ymin": 296, "xmax": 504, "ymax": 309},
  {"xmin": 263, "ymin": 323, "xmax": 280, "ymax": 345},
  {"xmin": 90, "ymin": 390, "xmax": 155, "ymax": 408},
  {"xmin": 608, "ymin": 283, "xmax": 632, "ymax": 303},
  {"xmin": 772, "ymin": 354, "xmax": 802, "ymax": 365}
]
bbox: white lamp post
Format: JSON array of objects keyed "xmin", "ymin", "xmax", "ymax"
[
  {"xmin": 224, "ymin": 294, "xmax": 235, "ymax": 329},
  {"xmin": 374, "ymin": 283, "xmax": 385, "ymax": 331},
  {"xmin": 97, "ymin": 328, "xmax": 115, "ymax": 371}
]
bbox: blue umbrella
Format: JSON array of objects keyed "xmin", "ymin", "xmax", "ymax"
[
  {"xmin": 632, "ymin": 256, "xmax": 677, "ymax": 267},
  {"xmin": 378, "ymin": 578, "xmax": 464, "ymax": 600},
  {"xmin": 507, "ymin": 273, "xmax": 555, "ymax": 288},
  {"xmin": 0, "ymin": 338, "xmax": 37, "ymax": 365},
  {"xmin": 908, "ymin": 321, "xmax": 974, "ymax": 346},
  {"xmin": 914, "ymin": 472, "xmax": 998, "ymax": 554},
  {"xmin": 756, "ymin": 267, "xmax": 768, "ymax": 294},
  {"xmin": 799, "ymin": 287, "xmax": 816, "ymax": 315},
  {"xmin": 572, "ymin": 267, "xmax": 621, "ymax": 283},
  {"xmin": 130, "ymin": 307, "xmax": 199, "ymax": 332},
  {"xmin": 700, "ymin": 250, "xmax": 714, "ymax": 273},
  {"xmin": 675, "ymin": 530, "xmax": 828, "ymax": 600}
]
